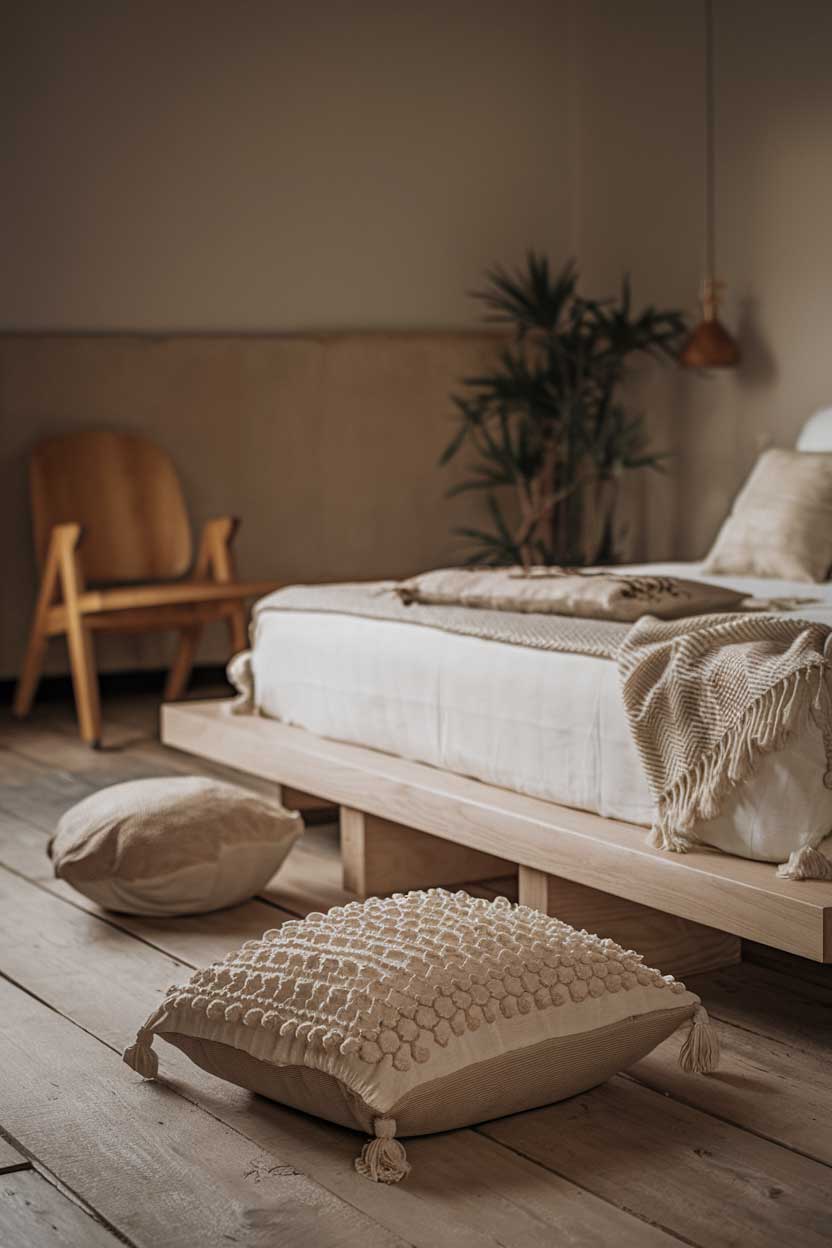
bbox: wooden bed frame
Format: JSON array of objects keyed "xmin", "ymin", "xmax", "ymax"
[{"xmin": 162, "ymin": 699, "xmax": 832, "ymax": 974}]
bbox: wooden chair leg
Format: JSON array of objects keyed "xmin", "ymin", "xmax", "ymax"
[
  {"xmin": 56, "ymin": 525, "xmax": 102, "ymax": 746},
  {"xmin": 165, "ymin": 626, "xmax": 202, "ymax": 702},
  {"xmin": 13, "ymin": 529, "xmax": 64, "ymax": 718},
  {"xmin": 65, "ymin": 609, "xmax": 102, "ymax": 746},
  {"xmin": 195, "ymin": 515, "xmax": 249, "ymax": 656},
  {"xmin": 13, "ymin": 622, "xmax": 49, "ymax": 718},
  {"xmin": 227, "ymin": 605, "xmax": 248, "ymax": 656}
]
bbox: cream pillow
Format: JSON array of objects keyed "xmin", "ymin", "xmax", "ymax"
[
  {"xmin": 704, "ymin": 448, "xmax": 832, "ymax": 582},
  {"xmin": 397, "ymin": 566, "xmax": 744, "ymax": 621},
  {"xmin": 123, "ymin": 889, "xmax": 717, "ymax": 1183},
  {"xmin": 50, "ymin": 777, "xmax": 302, "ymax": 916}
]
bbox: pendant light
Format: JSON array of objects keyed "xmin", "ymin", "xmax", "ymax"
[{"xmin": 679, "ymin": 0, "xmax": 740, "ymax": 368}]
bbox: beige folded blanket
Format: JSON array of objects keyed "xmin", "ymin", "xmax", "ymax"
[
  {"xmin": 397, "ymin": 566, "xmax": 745, "ymax": 622},
  {"xmin": 619, "ymin": 612, "xmax": 832, "ymax": 854}
]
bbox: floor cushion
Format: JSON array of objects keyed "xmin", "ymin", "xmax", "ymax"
[
  {"xmin": 123, "ymin": 888, "xmax": 718, "ymax": 1181},
  {"xmin": 50, "ymin": 776, "xmax": 302, "ymax": 916}
]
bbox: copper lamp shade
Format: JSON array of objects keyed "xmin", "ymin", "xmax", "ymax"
[{"xmin": 679, "ymin": 279, "xmax": 740, "ymax": 369}]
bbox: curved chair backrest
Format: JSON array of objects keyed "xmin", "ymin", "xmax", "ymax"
[
  {"xmin": 30, "ymin": 431, "xmax": 193, "ymax": 583},
  {"xmin": 796, "ymin": 408, "xmax": 832, "ymax": 452}
]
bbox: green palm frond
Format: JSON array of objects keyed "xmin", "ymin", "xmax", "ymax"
[{"xmin": 443, "ymin": 256, "xmax": 687, "ymax": 566}]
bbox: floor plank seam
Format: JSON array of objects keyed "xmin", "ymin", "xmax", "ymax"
[
  {"xmin": 0, "ymin": 1100, "xmax": 140, "ymax": 1246},
  {"xmin": 621, "ymin": 1069, "xmax": 832, "ymax": 1172},
  {"xmin": 29, "ymin": 1158, "xmax": 141, "ymax": 1248},
  {"xmin": 471, "ymin": 1127, "xmax": 697, "ymax": 1248}
]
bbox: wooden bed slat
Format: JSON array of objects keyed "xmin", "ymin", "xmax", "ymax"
[{"xmin": 162, "ymin": 700, "xmax": 832, "ymax": 961}]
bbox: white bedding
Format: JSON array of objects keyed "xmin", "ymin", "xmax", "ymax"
[{"xmin": 251, "ymin": 563, "xmax": 832, "ymax": 864}]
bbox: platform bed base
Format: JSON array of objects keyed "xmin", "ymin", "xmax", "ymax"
[{"xmin": 161, "ymin": 700, "xmax": 832, "ymax": 967}]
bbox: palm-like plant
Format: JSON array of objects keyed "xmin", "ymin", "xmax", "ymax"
[{"xmin": 441, "ymin": 255, "xmax": 687, "ymax": 567}]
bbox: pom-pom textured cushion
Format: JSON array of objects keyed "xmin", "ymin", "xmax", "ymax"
[
  {"xmin": 703, "ymin": 448, "xmax": 832, "ymax": 582},
  {"xmin": 50, "ymin": 776, "xmax": 302, "ymax": 916},
  {"xmin": 124, "ymin": 889, "xmax": 717, "ymax": 1182}
]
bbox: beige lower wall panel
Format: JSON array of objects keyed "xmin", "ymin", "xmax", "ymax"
[{"xmin": 0, "ymin": 331, "xmax": 499, "ymax": 679}]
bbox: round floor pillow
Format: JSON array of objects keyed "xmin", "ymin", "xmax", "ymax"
[{"xmin": 49, "ymin": 775, "xmax": 302, "ymax": 915}]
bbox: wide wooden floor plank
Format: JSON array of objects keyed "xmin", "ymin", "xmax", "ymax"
[
  {"xmin": 0, "ymin": 746, "xmax": 93, "ymax": 831},
  {"xmin": 0, "ymin": 1137, "xmax": 28, "ymax": 1175},
  {"xmin": 0, "ymin": 1168, "xmax": 125, "ymax": 1248},
  {"xmin": 0, "ymin": 866, "xmax": 683, "ymax": 1248},
  {"xmin": 0, "ymin": 810, "xmax": 53, "ymax": 881},
  {"xmin": 688, "ymin": 963, "xmax": 832, "ymax": 1062},
  {"xmin": 0, "ymin": 978, "xmax": 404, "ymax": 1248},
  {"xmin": 45, "ymin": 880, "xmax": 294, "ymax": 968},
  {"xmin": 482, "ymin": 1076, "xmax": 832, "ymax": 1248},
  {"xmin": 627, "ymin": 996, "xmax": 832, "ymax": 1166}
]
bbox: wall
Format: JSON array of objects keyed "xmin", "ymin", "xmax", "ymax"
[
  {"xmin": 3, "ymin": 0, "xmax": 832, "ymax": 679},
  {"xmin": 0, "ymin": 0, "xmax": 573, "ymax": 677},
  {"xmin": 1, "ymin": 0, "xmax": 572, "ymax": 331},
  {"xmin": 573, "ymin": 0, "xmax": 832, "ymax": 560}
]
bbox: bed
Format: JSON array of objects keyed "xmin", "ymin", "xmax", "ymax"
[
  {"xmin": 250, "ymin": 562, "xmax": 832, "ymax": 868},
  {"xmin": 163, "ymin": 413, "xmax": 832, "ymax": 971}
]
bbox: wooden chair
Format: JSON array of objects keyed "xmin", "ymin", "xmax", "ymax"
[{"xmin": 13, "ymin": 430, "xmax": 280, "ymax": 746}]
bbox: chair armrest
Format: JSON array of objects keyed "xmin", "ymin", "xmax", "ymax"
[{"xmin": 193, "ymin": 516, "xmax": 240, "ymax": 581}]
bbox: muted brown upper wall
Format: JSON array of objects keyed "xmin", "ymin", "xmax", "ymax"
[{"xmin": 0, "ymin": 0, "xmax": 572, "ymax": 332}]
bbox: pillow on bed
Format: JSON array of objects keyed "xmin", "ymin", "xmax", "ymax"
[
  {"xmin": 703, "ymin": 448, "xmax": 832, "ymax": 582},
  {"xmin": 123, "ymin": 889, "xmax": 717, "ymax": 1183},
  {"xmin": 50, "ymin": 776, "xmax": 302, "ymax": 916},
  {"xmin": 397, "ymin": 566, "xmax": 744, "ymax": 621}
]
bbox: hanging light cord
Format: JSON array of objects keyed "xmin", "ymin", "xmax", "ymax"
[{"xmin": 704, "ymin": 0, "xmax": 716, "ymax": 282}]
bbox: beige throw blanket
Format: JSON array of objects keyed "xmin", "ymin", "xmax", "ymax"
[{"xmin": 619, "ymin": 612, "xmax": 832, "ymax": 853}]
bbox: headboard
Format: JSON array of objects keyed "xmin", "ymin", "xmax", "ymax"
[{"xmin": 796, "ymin": 408, "xmax": 832, "ymax": 451}]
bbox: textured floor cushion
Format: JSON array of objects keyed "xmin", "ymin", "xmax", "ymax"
[
  {"xmin": 50, "ymin": 776, "xmax": 302, "ymax": 915},
  {"xmin": 124, "ymin": 889, "xmax": 718, "ymax": 1181}
]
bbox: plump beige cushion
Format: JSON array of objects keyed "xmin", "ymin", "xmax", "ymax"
[
  {"xmin": 50, "ymin": 776, "xmax": 302, "ymax": 916},
  {"xmin": 124, "ymin": 890, "xmax": 706, "ymax": 1180},
  {"xmin": 704, "ymin": 448, "xmax": 832, "ymax": 582},
  {"xmin": 397, "ymin": 566, "xmax": 744, "ymax": 621}
]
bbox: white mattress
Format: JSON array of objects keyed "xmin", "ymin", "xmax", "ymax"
[{"xmin": 252, "ymin": 563, "xmax": 832, "ymax": 863}]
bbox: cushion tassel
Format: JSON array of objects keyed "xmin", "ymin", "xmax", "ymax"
[
  {"xmin": 122, "ymin": 1028, "xmax": 159, "ymax": 1080},
  {"xmin": 678, "ymin": 1005, "xmax": 720, "ymax": 1074},
  {"xmin": 354, "ymin": 1117, "xmax": 410, "ymax": 1184},
  {"xmin": 777, "ymin": 845, "xmax": 832, "ymax": 881}
]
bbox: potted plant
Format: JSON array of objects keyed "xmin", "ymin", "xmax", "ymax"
[{"xmin": 441, "ymin": 254, "xmax": 687, "ymax": 568}]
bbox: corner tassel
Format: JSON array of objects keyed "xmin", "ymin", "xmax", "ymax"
[
  {"xmin": 354, "ymin": 1117, "xmax": 410, "ymax": 1184},
  {"xmin": 777, "ymin": 845, "xmax": 832, "ymax": 881},
  {"xmin": 122, "ymin": 1028, "xmax": 159, "ymax": 1080},
  {"xmin": 679, "ymin": 1005, "xmax": 720, "ymax": 1075}
]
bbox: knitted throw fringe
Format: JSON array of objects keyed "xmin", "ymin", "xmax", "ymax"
[
  {"xmin": 226, "ymin": 650, "xmax": 255, "ymax": 715},
  {"xmin": 777, "ymin": 845, "xmax": 832, "ymax": 881},
  {"xmin": 122, "ymin": 1028, "xmax": 158, "ymax": 1080},
  {"xmin": 354, "ymin": 1118, "xmax": 410, "ymax": 1184},
  {"xmin": 678, "ymin": 1006, "xmax": 720, "ymax": 1075},
  {"xmin": 649, "ymin": 662, "xmax": 832, "ymax": 855}
]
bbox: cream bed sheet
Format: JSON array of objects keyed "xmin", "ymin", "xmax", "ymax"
[{"xmin": 251, "ymin": 563, "xmax": 832, "ymax": 864}]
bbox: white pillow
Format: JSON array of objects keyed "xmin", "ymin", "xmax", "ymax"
[
  {"xmin": 50, "ymin": 776, "xmax": 302, "ymax": 916},
  {"xmin": 124, "ymin": 889, "xmax": 717, "ymax": 1182}
]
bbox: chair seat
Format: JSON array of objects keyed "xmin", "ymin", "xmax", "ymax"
[
  {"xmin": 44, "ymin": 579, "xmax": 281, "ymax": 636},
  {"xmin": 77, "ymin": 578, "xmax": 282, "ymax": 613}
]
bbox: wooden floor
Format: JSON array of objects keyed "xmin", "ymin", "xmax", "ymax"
[{"xmin": 1, "ymin": 692, "xmax": 831, "ymax": 1247}]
